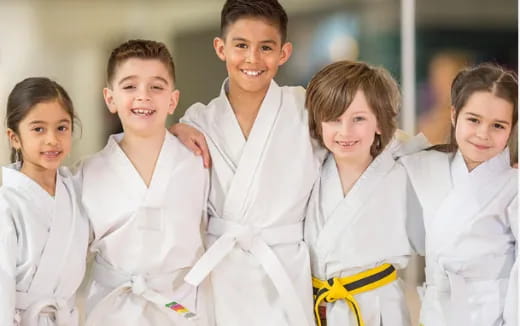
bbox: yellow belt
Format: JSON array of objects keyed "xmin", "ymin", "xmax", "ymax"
[{"xmin": 312, "ymin": 263, "xmax": 397, "ymax": 326}]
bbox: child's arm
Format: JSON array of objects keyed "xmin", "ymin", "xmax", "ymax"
[
  {"xmin": 502, "ymin": 196, "xmax": 518, "ymax": 325},
  {"xmin": 169, "ymin": 123, "xmax": 211, "ymax": 168},
  {"xmin": 0, "ymin": 200, "xmax": 17, "ymax": 325}
]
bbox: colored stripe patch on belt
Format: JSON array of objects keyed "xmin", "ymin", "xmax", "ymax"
[{"xmin": 165, "ymin": 301, "xmax": 197, "ymax": 319}]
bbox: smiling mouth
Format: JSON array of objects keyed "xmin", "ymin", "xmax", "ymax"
[
  {"xmin": 240, "ymin": 69, "xmax": 264, "ymax": 77},
  {"xmin": 131, "ymin": 108, "xmax": 156, "ymax": 117},
  {"xmin": 336, "ymin": 140, "xmax": 359, "ymax": 148},
  {"xmin": 471, "ymin": 143, "xmax": 491, "ymax": 150},
  {"xmin": 41, "ymin": 151, "xmax": 61, "ymax": 159}
]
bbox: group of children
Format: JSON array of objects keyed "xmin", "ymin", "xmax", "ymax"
[{"xmin": 0, "ymin": 0, "xmax": 517, "ymax": 325}]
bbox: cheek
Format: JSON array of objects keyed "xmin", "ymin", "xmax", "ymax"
[
  {"xmin": 453, "ymin": 121, "xmax": 467, "ymax": 142},
  {"xmin": 497, "ymin": 131, "xmax": 512, "ymax": 148}
]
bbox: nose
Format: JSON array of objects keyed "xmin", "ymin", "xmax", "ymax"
[
  {"xmin": 46, "ymin": 130, "xmax": 58, "ymax": 145},
  {"xmin": 475, "ymin": 123, "xmax": 490, "ymax": 140},
  {"xmin": 246, "ymin": 47, "xmax": 260, "ymax": 64},
  {"xmin": 338, "ymin": 120, "xmax": 352, "ymax": 136},
  {"xmin": 135, "ymin": 86, "xmax": 151, "ymax": 102}
]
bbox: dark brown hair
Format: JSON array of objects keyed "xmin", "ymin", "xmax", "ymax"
[
  {"xmin": 106, "ymin": 39, "xmax": 176, "ymax": 86},
  {"xmin": 306, "ymin": 60, "xmax": 400, "ymax": 158},
  {"xmin": 6, "ymin": 77, "xmax": 76, "ymax": 162},
  {"xmin": 429, "ymin": 63, "xmax": 518, "ymax": 154},
  {"xmin": 220, "ymin": 0, "xmax": 288, "ymax": 43}
]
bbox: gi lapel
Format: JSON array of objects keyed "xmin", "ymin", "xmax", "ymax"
[
  {"xmin": 190, "ymin": 81, "xmax": 244, "ymax": 198},
  {"xmin": 136, "ymin": 133, "xmax": 179, "ymax": 232},
  {"xmin": 104, "ymin": 134, "xmax": 148, "ymax": 201},
  {"xmin": 27, "ymin": 172, "xmax": 76, "ymax": 295},
  {"xmin": 429, "ymin": 150, "xmax": 513, "ymax": 252},
  {"xmin": 316, "ymin": 149, "xmax": 395, "ymax": 252},
  {"xmin": 222, "ymin": 80, "xmax": 282, "ymax": 221}
]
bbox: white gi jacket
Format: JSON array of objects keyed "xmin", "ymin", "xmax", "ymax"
[
  {"xmin": 79, "ymin": 132, "xmax": 213, "ymax": 326},
  {"xmin": 181, "ymin": 80, "xmax": 324, "ymax": 326},
  {"xmin": 305, "ymin": 140, "xmax": 416, "ymax": 326},
  {"xmin": 400, "ymin": 148, "xmax": 517, "ymax": 326},
  {"xmin": 0, "ymin": 164, "xmax": 89, "ymax": 326}
]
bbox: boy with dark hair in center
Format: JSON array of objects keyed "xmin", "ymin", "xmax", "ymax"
[{"xmin": 171, "ymin": 0, "xmax": 324, "ymax": 325}]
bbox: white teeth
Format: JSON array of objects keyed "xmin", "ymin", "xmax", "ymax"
[
  {"xmin": 337, "ymin": 141, "xmax": 357, "ymax": 147},
  {"xmin": 242, "ymin": 70, "xmax": 262, "ymax": 76},
  {"xmin": 42, "ymin": 151, "xmax": 60, "ymax": 156},
  {"xmin": 131, "ymin": 108, "xmax": 154, "ymax": 116}
]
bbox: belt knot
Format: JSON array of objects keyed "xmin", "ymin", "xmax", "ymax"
[
  {"xmin": 234, "ymin": 225, "xmax": 260, "ymax": 251},
  {"xmin": 324, "ymin": 278, "xmax": 351, "ymax": 303},
  {"xmin": 130, "ymin": 275, "xmax": 147, "ymax": 295}
]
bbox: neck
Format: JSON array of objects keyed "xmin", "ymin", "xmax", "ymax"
[
  {"xmin": 333, "ymin": 153, "xmax": 373, "ymax": 196},
  {"xmin": 227, "ymin": 79, "xmax": 267, "ymax": 116},
  {"xmin": 119, "ymin": 128, "xmax": 166, "ymax": 162},
  {"xmin": 20, "ymin": 163, "xmax": 58, "ymax": 196},
  {"xmin": 334, "ymin": 153, "xmax": 373, "ymax": 175}
]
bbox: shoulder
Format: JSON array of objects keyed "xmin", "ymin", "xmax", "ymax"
[
  {"xmin": 399, "ymin": 148, "xmax": 449, "ymax": 169},
  {"xmin": 166, "ymin": 133, "xmax": 206, "ymax": 174},
  {"xmin": 280, "ymin": 84, "xmax": 306, "ymax": 99},
  {"xmin": 57, "ymin": 166, "xmax": 73, "ymax": 178},
  {"xmin": 78, "ymin": 151, "xmax": 107, "ymax": 175},
  {"xmin": 0, "ymin": 188, "xmax": 17, "ymax": 229},
  {"xmin": 279, "ymin": 85, "xmax": 306, "ymax": 109},
  {"xmin": 502, "ymin": 166, "xmax": 518, "ymax": 192},
  {"xmin": 182, "ymin": 96, "xmax": 225, "ymax": 129}
]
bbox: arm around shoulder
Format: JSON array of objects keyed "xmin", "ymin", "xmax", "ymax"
[{"xmin": 170, "ymin": 103, "xmax": 212, "ymax": 168}]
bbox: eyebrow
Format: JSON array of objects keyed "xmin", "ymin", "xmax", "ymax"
[
  {"xmin": 118, "ymin": 75, "xmax": 170, "ymax": 86},
  {"xmin": 464, "ymin": 112, "xmax": 511, "ymax": 125},
  {"xmin": 348, "ymin": 109, "xmax": 371, "ymax": 114},
  {"xmin": 29, "ymin": 119, "xmax": 71, "ymax": 125},
  {"xmin": 231, "ymin": 37, "xmax": 277, "ymax": 45}
]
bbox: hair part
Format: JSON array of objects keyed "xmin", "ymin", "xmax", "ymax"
[
  {"xmin": 429, "ymin": 63, "xmax": 518, "ymax": 154},
  {"xmin": 306, "ymin": 60, "xmax": 400, "ymax": 158},
  {"xmin": 6, "ymin": 77, "xmax": 77, "ymax": 163},
  {"xmin": 220, "ymin": 0, "xmax": 288, "ymax": 43},
  {"xmin": 106, "ymin": 39, "xmax": 176, "ymax": 87}
]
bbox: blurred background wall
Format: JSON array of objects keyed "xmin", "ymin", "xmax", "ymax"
[{"xmin": 0, "ymin": 0, "xmax": 516, "ymax": 165}]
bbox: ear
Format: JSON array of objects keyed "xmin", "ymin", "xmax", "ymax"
[
  {"xmin": 278, "ymin": 42, "xmax": 293, "ymax": 66},
  {"xmin": 450, "ymin": 106, "xmax": 457, "ymax": 127},
  {"xmin": 213, "ymin": 37, "xmax": 226, "ymax": 62},
  {"xmin": 103, "ymin": 87, "xmax": 117, "ymax": 114},
  {"xmin": 168, "ymin": 89, "xmax": 180, "ymax": 115},
  {"xmin": 6, "ymin": 128, "xmax": 21, "ymax": 149}
]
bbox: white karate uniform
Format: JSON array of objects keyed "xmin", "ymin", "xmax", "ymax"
[
  {"xmin": 180, "ymin": 80, "xmax": 324, "ymax": 326},
  {"xmin": 400, "ymin": 148, "xmax": 517, "ymax": 326},
  {"xmin": 0, "ymin": 164, "xmax": 89, "ymax": 326},
  {"xmin": 305, "ymin": 140, "xmax": 416, "ymax": 326},
  {"xmin": 79, "ymin": 132, "xmax": 213, "ymax": 326}
]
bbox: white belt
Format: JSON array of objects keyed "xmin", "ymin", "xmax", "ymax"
[
  {"xmin": 425, "ymin": 253, "xmax": 514, "ymax": 326},
  {"xmin": 185, "ymin": 217, "xmax": 312, "ymax": 326},
  {"xmin": 86, "ymin": 256, "xmax": 196, "ymax": 326},
  {"xmin": 15, "ymin": 292, "xmax": 76, "ymax": 326}
]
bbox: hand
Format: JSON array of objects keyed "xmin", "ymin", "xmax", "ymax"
[{"xmin": 169, "ymin": 123, "xmax": 211, "ymax": 168}]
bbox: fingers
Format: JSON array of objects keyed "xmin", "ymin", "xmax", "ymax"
[
  {"xmin": 185, "ymin": 141, "xmax": 203, "ymax": 157},
  {"xmin": 168, "ymin": 123, "xmax": 179, "ymax": 135},
  {"xmin": 170, "ymin": 123, "xmax": 212, "ymax": 168},
  {"xmin": 195, "ymin": 137, "xmax": 212, "ymax": 168}
]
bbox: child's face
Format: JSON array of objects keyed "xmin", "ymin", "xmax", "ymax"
[
  {"xmin": 7, "ymin": 100, "xmax": 72, "ymax": 172},
  {"xmin": 321, "ymin": 90, "xmax": 380, "ymax": 163},
  {"xmin": 214, "ymin": 17, "xmax": 292, "ymax": 97},
  {"xmin": 104, "ymin": 58, "xmax": 179, "ymax": 136},
  {"xmin": 453, "ymin": 91, "xmax": 513, "ymax": 171}
]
